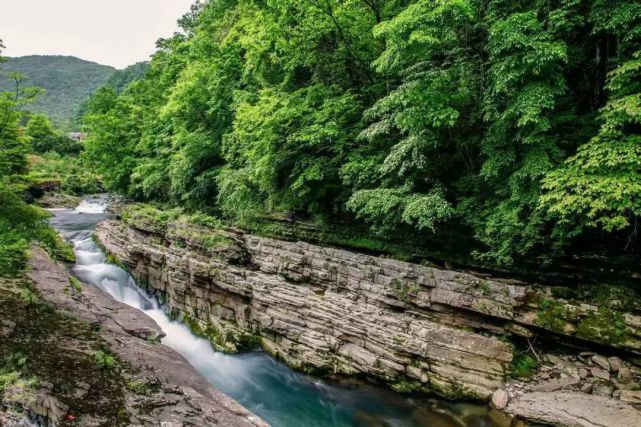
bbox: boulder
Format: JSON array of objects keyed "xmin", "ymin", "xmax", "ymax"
[
  {"xmin": 607, "ymin": 356, "xmax": 623, "ymax": 372},
  {"xmin": 578, "ymin": 368, "xmax": 589, "ymax": 379},
  {"xmin": 617, "ymin": 366, "xmax": 632, "ymax": 384},
  {"xmin": 530, "ymin": 377, "xmax": 580, "ymax": 392},
  {"xmin": 490, "ymin": 389, "xmax": 509, "ymax": 410},
  {"xmin": 580, "ymin": 383, "xmax": 593, "ymax": 394},
  {"xmin": 592, "ymin": 355, "xmax": 610, "ymax": 371},
  {"xmin": 620, "ymin": 390, "xmax": 641, "ymax": 404},
  {"xmin": 592, "ymin": 381, "xmax": 614, "ymax": 398},
  {"xmin": 590, "ymin": 367, "xmax": 610, "ymax": 381}
]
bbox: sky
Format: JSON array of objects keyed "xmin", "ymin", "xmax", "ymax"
[{"xmin": 0, "ymin": 0, "xmax": 196, "ymax": 69}]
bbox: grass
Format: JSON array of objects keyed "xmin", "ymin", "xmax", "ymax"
[
  {"xmin": 510, "ymin": 353, "xmax": 539, "ymax": 378},
  {"xmin": 94, "ymin": 349, "xmax": 116, "ymax": 370},
  {"xmin": 69, "ymin": 276, "xmax": 83, "ymax": 293}
]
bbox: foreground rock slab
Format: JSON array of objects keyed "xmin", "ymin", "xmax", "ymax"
[
  {"xmin": 506, "ymin": 391, "xmax": 641, "ymax": 427},
  {"xmin": 28, "ymin": 247, "xmax": 267, "ymax": 427}
]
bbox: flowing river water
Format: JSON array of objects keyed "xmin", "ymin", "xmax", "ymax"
[{"xmin": 48, "ymin": 196, "xmax": 496, "ymax": 427}]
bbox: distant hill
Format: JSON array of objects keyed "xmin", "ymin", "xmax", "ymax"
[{"xmin": 0, "ymin": 55, "xmax": 115, "ymax": 129}]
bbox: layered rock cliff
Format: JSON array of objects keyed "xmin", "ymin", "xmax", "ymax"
[{"xmin": 94, "ymin": 214, "xmax": 641, "ymax": 401}]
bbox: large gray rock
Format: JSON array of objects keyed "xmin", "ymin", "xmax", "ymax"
[
  {"xmin": 28, "ymin": 247, "xmax": 266, "ymax": 427},
  {"xmin": 96, "ymin": 220, "xmax": 515, "ymax": 399},
  {"xmin": 506, "ymin": 391, "xmax": 641, "ymax": 427},
  {"xmin": 94, "ymin": 216, "xmax": 641, "ymax": 400}
]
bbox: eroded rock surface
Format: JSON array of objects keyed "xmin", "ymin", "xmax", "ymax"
[
  {"xmin": 27, "ymin": 247, "xmax": 266, "ymax": 427},
  {"xmin": 506, "ymin": 392, "xmax": 641, "ymax": 427},
  {"xmin": 95, "ymin": 219, "xmax": 521, "ymax": 398},
  {"xmin": 94, "ymin": 215, "xmax": 641, "ymax": 404}
]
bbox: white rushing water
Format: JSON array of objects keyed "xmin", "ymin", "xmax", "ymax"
[
  {"xmin": 49, "ymin": 196, "xmax": 490, "ymax": 427},
  {"xmin": 74, "ymin": 199, "xmax": 108, "ymax": 214}
]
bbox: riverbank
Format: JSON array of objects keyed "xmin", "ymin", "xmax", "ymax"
[
  {"xmin": 0, "ymin": 195, "xmax": 265, "ymax": 425},
  {"xmin": 1, "ymin": 246, "xmax": 265, "ymax": 426},
  {"xmin": 94, "ymin": 202, "xmax": 641, "ymax": 426}
]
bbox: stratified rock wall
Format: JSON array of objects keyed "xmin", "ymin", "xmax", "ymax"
[
  {"xmin": 94, "ymin": 217, "xmax": 641, "ymax": 399},
  {"xmin": 96, "ymin": 219, "xmax": 519, "ymax": 399}
]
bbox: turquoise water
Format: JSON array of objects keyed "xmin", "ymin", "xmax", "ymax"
[{"xmin": 49, "ymin": 197, "xmax": 495, "ymax": 427}]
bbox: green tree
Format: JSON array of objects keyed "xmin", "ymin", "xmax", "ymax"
[
  {"xmin": 0, "ymin": 43, "xmax": 66, "ymax": 276},
  {"xmin": 345, "ymin": 0, "xmax": 479, "ymax": 234},
  {"xmin": 79, "ymin": 0, "xmax": 641, "ymax": 269},
  {"xmin": 541, "ymin": 0, "xmax": 641, "ymax": 240}
]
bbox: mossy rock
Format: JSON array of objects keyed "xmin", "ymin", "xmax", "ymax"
[{"xmin": 576, "ymin": 306, "xmax": 630, "ymax": 345}]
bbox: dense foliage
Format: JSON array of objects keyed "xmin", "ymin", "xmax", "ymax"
[
  {"xmin": 0, "ymin": 45, "xmax": 74, "ymax": 276},
  {"xmin": 0, "ymin": 55, "xmax": 114, "ymax": 129},
  {"xmin": 82, "ymin": 0, "xmax": 641, "ymax": 267},
  {"xmin": 25, "ymin": 114, "xmax": 82, "ymax": 154}
]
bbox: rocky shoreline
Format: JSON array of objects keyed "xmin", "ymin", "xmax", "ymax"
[
  {"xmin": 93, "ymin": 208, "xmax": 641, "ymax": 426},
  {"xmin": 19, "ymin": 247, "xmax": 267, "ymax": 427},
  {"xmin": 495, "ymin": 352, "xmax": 641, "ymax": 425}
]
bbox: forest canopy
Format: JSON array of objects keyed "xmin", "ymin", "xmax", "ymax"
[{"xmin": 81, "ymin": 0, "xmax": 641, "ymax": 267}]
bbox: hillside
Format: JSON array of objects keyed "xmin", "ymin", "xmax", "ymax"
[{"xmin": 0, "ymin": 55, "xmax": 115, "ymax": 129}]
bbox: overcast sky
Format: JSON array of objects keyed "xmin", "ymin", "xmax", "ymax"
[{"xmin": 0, "ymin": 0, "xmax": 196, "ymax": 69}]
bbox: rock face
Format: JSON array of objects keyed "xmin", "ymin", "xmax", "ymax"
[
  {"xmin": 96, "ymin": 219, "xmax": 518, "ymax": 399},
  {"xmin": 94, "ymin": 216, "xmax": 641, "ymax": 400},
  {"xmin": 27, "ymin": 247, "xmax": 266, "ymax": 427},
  {"xmin": 506, "ymin": 392, "xmax": 641, "ymax": 427}
]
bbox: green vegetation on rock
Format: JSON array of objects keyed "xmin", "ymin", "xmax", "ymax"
[
  {"xmin": 576, "ymin": 306, "xmax": 630, "ymax": 345},
  {"xmin": 535, "ymin": 299, "xmax": 570, "ymax": 333},
  {"xmin": 510, "ymin": 353, "xmax": 539, "ymax": 379}
]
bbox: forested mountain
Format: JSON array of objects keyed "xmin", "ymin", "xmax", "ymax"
[
  {"xmin": 82, "ymin": 0, "xmax": 641, "ymax": 269},
  {"xmin": 0, "ymin": 55, "xmax": 114, "ymax": 129}
]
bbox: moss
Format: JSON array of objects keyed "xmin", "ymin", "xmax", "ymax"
[
  {"xmin": 445, "ymin": 381, "xmax": 483, "ymax": 400},
  {"xmin": 202, "ymin": 233, "xmax": 234, "ymax": 250},
  {"xmin": 181, "ymin": 313, "xmax": 251, "ymax": 353},
  {"xmin": 576, "ymin": 306, "xmax": 630, "ymax": 345},
  {"xmin": 393, "ymin": 279, "xmax": 419, "ymax": 302},
  {"xmin": 479, "ymin": 280, "xmax": 492, "ymax": 295},
  {"xmin": 49, "ymin": 235, "xmax": 76, "ymax": 263},
  {"xmin": 121, "ymin": 203, "xmax": 183, "ymax": 233},
  {"xmin": 146, "ymin": 335, "xmax": 161, "ymax": 345},
  {"xmin": 105, "ymin": 252, "xmax": 127, "ymax": 270},
  {"xmin": 169, "ymin": 220, "xmax": 234, "ymax": 253},
  {"xmin": 0, "ymin": 370, "xmax": 21, "ymax": 393},
  {"xmin": 473, "ymin": 300, "xmax": 492, "ymax": 314},
  {"xmin": 390, "ymin": 376, "xmax": 424, "ymax": 393},
  {"xmin": 534, "ymin": 298, "xmax": 568, "ymax": 332},
  {"xmin": 19, "ymin": 287, "xmax": 40, "ymax": 306},
  {"xmin": 94, "ymin": 349, "xmax": 117, "ymax": 370},
  {"xmin": 126, "ymin": 379, "xmax": 159, "ymax": 396},
  {"xmin": 187, "ymin": 212, "xmax": 224, "ymax": 229}
]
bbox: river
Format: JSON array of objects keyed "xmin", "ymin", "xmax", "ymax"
[{"xmin": 48, "ymin": 196, "xmax": 496, "ymax": 427}]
